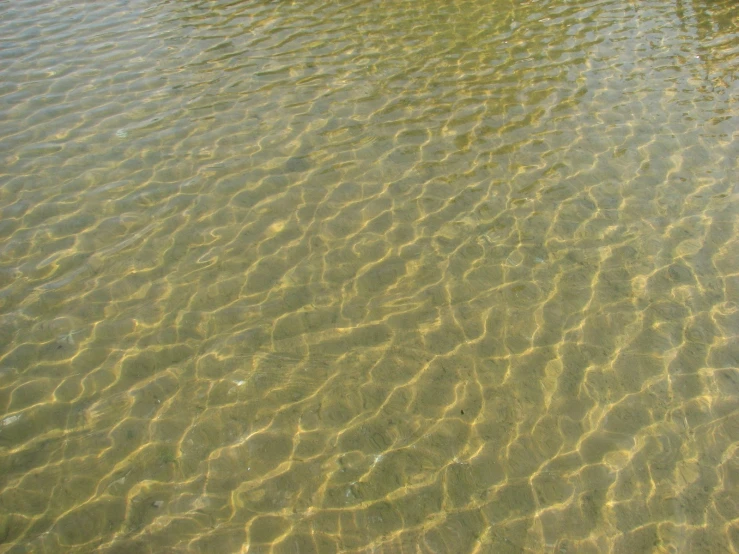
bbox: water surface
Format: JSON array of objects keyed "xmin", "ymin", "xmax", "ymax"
[{"xmin": 0, "ymin": 0, "xmax": 738, "ymax": 552}]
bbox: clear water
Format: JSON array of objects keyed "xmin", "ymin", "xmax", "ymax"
[{"xmin": 0, "ymin": 0, "xmax": 737, "ymax": 552}]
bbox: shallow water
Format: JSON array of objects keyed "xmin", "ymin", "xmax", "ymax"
[{"xmin": 0, "ymin": 0, "xmax": 737, "ymax": 552}]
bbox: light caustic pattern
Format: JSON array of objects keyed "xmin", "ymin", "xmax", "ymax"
[{"xmin": 0, "ymin": 0, "xmax": 737, "ymax": 552}]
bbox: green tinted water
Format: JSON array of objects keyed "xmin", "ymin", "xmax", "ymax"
[{"xmin": 0, "ymin": 0, "xmax": 737, "ymax": 552}]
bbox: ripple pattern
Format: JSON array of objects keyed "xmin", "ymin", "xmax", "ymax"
[{"xmin": 0, "ymin": 0, "xmax": 738, "ymax": 552}]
